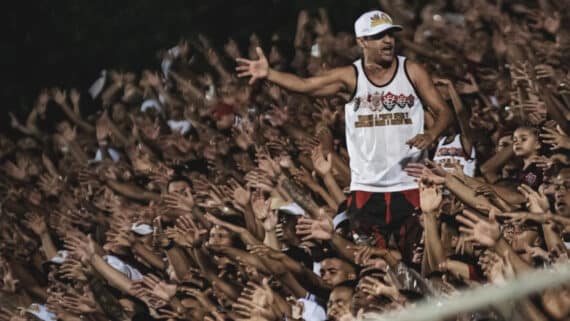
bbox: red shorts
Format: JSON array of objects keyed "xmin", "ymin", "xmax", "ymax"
[{"xmin": 346, "ymin": 189, "xmax": 422, "ymax": 266}]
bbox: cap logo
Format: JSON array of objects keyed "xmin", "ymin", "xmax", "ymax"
[{"xmin": 370, "ymin": 13, "xmax": 392, "ymax": 27}]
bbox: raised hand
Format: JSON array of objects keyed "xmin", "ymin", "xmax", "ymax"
[
  {"xmin": 51, "ymin": 87, "xmax": 68, "ymax": 106},
  {"xmin": 232, "ymin": 278, "xmax": 275, "ymax": 321},
  {"xmin": 250, "ymin": 191, "xmax": 274, "ymax": 231},
  {"xmin": 0, "ymin": 307, "xmax": 26, "ymax": 321},
  {"xmin": 69, "ymin": 88, "xmax": 81, "ymax": 107},
  {"xmin": 352, "ymin": 245, "xmax": 388, "ymax": 268},
  {"xmin": 166, "ymin": 215, "xmax": 207, "ymax": 248},
  {"xmin": 37, "ymin": 171, "xmax": 64, "ymax": 197},
  {"xmin": 60, "ymin": 286, "xmax": 99, "ymax": 314},
  {"xmin": 290, "ymin": 165, "xmax": 318, "ymax": 188},
  {"xmin": 96, "ymin": 111, "xmax": 112, "ymax": 145},
  {"xmin": 540, "ymin": 126, "xmax": 570, "ymax": 150},
  {"xmin": 233, "ymin": 122, "xmax": 255, "ymax": 151},
  {"xmin": 196, "ymin": 184, "xmax": 225, "ymax": 210},
  {"xmin": 311, "ymin": 146, "xmax": 332, "ymax": 176},
  {"xmin": 455, "ymin": 73, "xmax": 479, "ymax": 94},
  {"xmin": 295, "ymin": 136, "xmax": 320, "ymax": 156},
  {"xmin": 224, "ymin": 38, "xmax": 242, "ymax": 60},
  {"xmin": 313, "ymin": 98, "xmax": 339, "ymax": 127},
  {"xmin": 255, "ymin": 146, "xmax": 281, "ymax": 178},
  {"xmin": 58, "ymin": 256, "xmax": 89, "ymax": 281},
  {"xmin": 228, "ymin": 178, "xmax": 251, "ymax": 211},
  {"xmin": 180, "ymin": 287, "xmax": 217, "ymax": 312},
  {"xmin": 266, "ymin": 104, "xmax": 289, "ymax": 127},
  {"xmin": 22, "ymin": 212, "xmax": 48, "ymax": 236},
  {"xmin": 359, "ymin": 275, "xmax": 399, "ymax": 299},
  {"xmin": 405, "ymin": 162, "xmax": 445, "ymax": 184},
  {"xmin": 404, "ymin": 163, "xmax": 429, "ymax": 178},
  {"xmin": 236, "ymin": 47, "xmax": 269, "ymax": 85},
  {"xmin": 245, "ymin": 169, "xmax": 275, "ymax": 192},
  {"xmin": 0, "ymin": 259, "xmax": 18, "ymax": 293},
  {"xmin": 131, "ymin": 281, "xmax": 168, "ymax": 309},
  {"xmin": 527, "ymin": 112, "xmax": 546, "ymax": 125},
  {"xmin": 405, "ymin": 132, "xmax": 436, "ymax": 150},
  {"xmin": 104, "ymin": 226, "xmax": 132, "ymax": 254},
  {"xmin": 419, "ymin": 182, "xmax": 442, "ymax": 214},
  {"xmin": 63, "ymin": 233, "xmax": 96, "ymax": 263},
  {"xmin": 134, "ymin": 274, "xmax": 177, "ymax": 302},
  {"xmin": 247, "ymin": 244, "xmax": 287, "ymax": 261},
  {"xmin": 1, "ymin": 160, "xmax": 28, "ymax": 181},
  {"xmin": 456, "ymin": 209, "xmax": 501, "ymax": 248},
  {"xmin": 518, "ymin": 184, "xmax": 549, "ymax": 213},
  {"xmin": 163, "ymin": 188, "xmax": 195, "ymax": 213},
  {"xmin": 295, "ymin": 216, "xmax": 333, "ymax": 241}
]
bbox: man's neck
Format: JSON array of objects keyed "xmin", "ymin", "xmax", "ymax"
[
  {"xmin": 363, "ymin": 55, "xmax": 396, "ymax": 72},
  {"xmin": 362, "ymin": 54, "xmax": 397, "ymax": 84}
]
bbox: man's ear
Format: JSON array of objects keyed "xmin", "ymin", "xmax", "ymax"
[{"xmin": 356, "ymin": 37, "xmax": 366, "ymax": 49}]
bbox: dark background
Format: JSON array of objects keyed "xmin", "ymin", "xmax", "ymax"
[{"xmin": 3, "ymin": 0, "xmax": 381, "ymax": 127}]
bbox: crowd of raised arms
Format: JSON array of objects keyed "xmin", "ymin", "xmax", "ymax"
[{"xmin": 1, "ymin": 1, "xmax": 570, "ymax": 321}]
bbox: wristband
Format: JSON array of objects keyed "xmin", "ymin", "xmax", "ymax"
[{"xmin": 163, "ymin": 240, "xmax": 175, "ymax": 250}]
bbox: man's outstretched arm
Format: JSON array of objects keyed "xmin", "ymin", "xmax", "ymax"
[{"xmin": 236, "ymin": 47, "xmax": 355, "ymax": 96}]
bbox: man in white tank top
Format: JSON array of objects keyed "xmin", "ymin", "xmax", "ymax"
[{"xmin": 236, "ymin": 10, "xmax": 452, "ymax": 265}]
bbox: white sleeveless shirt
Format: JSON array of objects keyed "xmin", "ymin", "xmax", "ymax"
[
  {"xmin": 344, "ymin": 56, "xmax": 425, "ymax": 192},
  {"xmin": 433, "ymin": 134, "xmax": 476, "ymax": 177}
]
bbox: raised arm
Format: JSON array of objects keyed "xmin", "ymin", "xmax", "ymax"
[{"xmin": 236, "ymin": 47, "xmax": 355, "ymax": 97}]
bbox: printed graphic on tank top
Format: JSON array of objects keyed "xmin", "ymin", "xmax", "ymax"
[
  {"xmin": 433, "ymin": 134, "xmax": 476, "ymax": 177},
  {"xmin": 344, "ymin": 56, "xmax": 425, "ymax": 193}
]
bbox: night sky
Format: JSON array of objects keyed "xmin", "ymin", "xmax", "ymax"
[{"xmin": 4, "ymin": 0, "xmax": 380, "ymax": 130}]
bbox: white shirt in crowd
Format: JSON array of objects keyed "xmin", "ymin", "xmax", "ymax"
[{"xmin": 344, "ymin": 55, "xmax": 425, "ymax": 192}]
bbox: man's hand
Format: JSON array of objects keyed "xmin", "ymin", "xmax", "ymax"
[
  {"xmin": 406, "ymin": 132, "xmax": 436, "ymax": 150},
  {"xmin": 295, "ymin": 216, "xmax": 333, "ymax": 241},
  {"xmin": 166, "ymin": 215, "xmax": 207, "ymax": 248},
  {"xmin": 59, "ymin": 286, "xmax": 99, "ymax": 314},
  {"xmin": 228, "ymin": 179, "xmax": 251, "ymax": 211},
  {"xmin": 163, "ymin": 188, "xmax": 195, "ymax": 213},
  {"xmin": 456, "ymin": 209, "xmax": 501, "ymax": 248},
  {"xmin": 540, "ymin": 126, "xmax": 570, "ymax": 150},
  {"xmin": 405, "ymin": 162, "xmax": 446, "ymax": 185},
  {"xmin": 133, "ymin": 274, "xmax": 177, "ymax": 302},
  {"xmin": 233, "ymin": 278, "xmax": 275, "ymax": 318},
  {"xmin": 359, "ymin": 276, "xmax": 399, "ymax": 299},
  {"xmin": 63, "ymin": 233, "xmax": 97, "ymax": 264},
  {"xmin": 311, "ymin": 146, "xmax": 332, "ymax": 176},
  {"xmin": 251, "ymin": 190, "xmax": 275, "ymax": 231},
  {"xmin": 236, "ymin": 47, "xmax": 269, "ymax": 85},
  {"xmin": 0, "ymin": 307, "xmax": 26, "ymax": 321},
  {"xmin": 518, "ymin": 184, "xmax": 549, "ymax": 214},
  {"xmin": 352, "ymin": 245, "xmax": 388, "ymax": 268},
  {"xmin": 59, "ymin": 256, "xmax": 89, "ymax": 281},
  {"xmin": 51, "ymin": 87, "xmax": 68, "ymax": 106},
  {"xmin": 22, "ymin": 212, "xmax": 48, "ymax": 236},
  {"xmin": 0, "ymin": 259, "xmax": 18, "ymax": 293},
  {"xmin": 419, "ymin": 182, "xmax": 442, "ymax": 214}
]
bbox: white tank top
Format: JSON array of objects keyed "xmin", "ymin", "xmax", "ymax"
[
  {"xmin": 433, "ymin": 134, "xmax": 476, "ymax": 177},
  {"xmin": 344, "ymin": 56, "xmax": 425, "ymax": 192}
]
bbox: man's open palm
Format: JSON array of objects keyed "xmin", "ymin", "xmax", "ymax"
[{"xmin": 236, "ymin": 47, "xmax": 269, "ymax": 84}]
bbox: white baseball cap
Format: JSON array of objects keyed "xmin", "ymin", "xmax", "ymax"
[{"xmin": 354, "ymin": 10, "xmax": 402, "ymax": 38}]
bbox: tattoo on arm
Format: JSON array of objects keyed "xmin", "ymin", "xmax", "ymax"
[{"xmin": 279, "ymin": 176, "xmax": 320, "ymax": 217}]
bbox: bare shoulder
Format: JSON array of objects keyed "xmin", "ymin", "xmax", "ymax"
[
  {"xmin": 404, "ymin": 60, "xmax": 429, "ymax": 77},
  {"xmin": 404, "ymin": 59, "xmax": 431, "ymax": 85}
]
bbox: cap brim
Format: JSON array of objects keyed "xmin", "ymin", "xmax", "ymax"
[{"xmin": 359, "ymin": 25, "xmax": 403, "ymax": 37}]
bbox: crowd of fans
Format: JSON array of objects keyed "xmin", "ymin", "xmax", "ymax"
[{"xmin": 1, "ymin": 1, "xmax": 570, "ymax": 320}]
